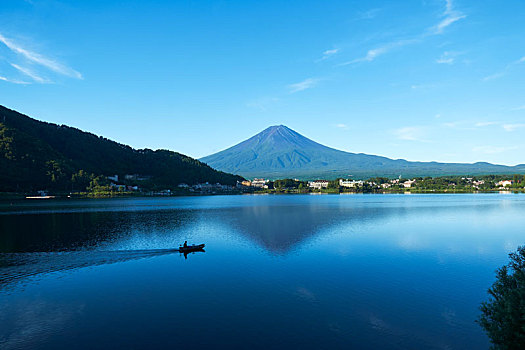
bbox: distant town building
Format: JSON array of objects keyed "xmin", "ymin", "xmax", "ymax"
[
  {"xmin": 251, "ymin": 178, "xmax": 269, "ymax": 189},
  {"xmin": 473, "ymin": 180, "xmax": 485, "ymax": 188},
  {"xmin": 339, "ymin": 179, "xmax": 363, "ymax": 188},
  {"xmin": 241, "ymin": 180, "xmax": 252, "ymax": 187},
  {"xmin": 308, "ymin": 180, "xmax": 329, "ymax": 189},
  {"xmin": 124, "ymin": 174, "xmax": 152, "ymax": 181},
  {"xmin": 177, "ymin": 183, "xmax": 189, "ymax": 188},
  {"xmin": 497, "ymin": 180, "xmax": 513, "ymax": 187},
  {"xmin": 107, "ymin": 175, "xmax": 118, "ymax": 182},
  {"xmin": 402, "ymin": 179, "xmax": 416, "ymax": 188},
  {"xmin": 191, "ymin": 182, "xmax": 232, "ymax": 192},
  {"xmin": 193, "ymin": 182, "xmax": 211, "ymax": 190}
]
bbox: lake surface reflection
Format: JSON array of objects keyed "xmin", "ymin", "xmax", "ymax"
[{"xmin": 1, "ymin": 194, "xmax": 524, "ymax": 349}]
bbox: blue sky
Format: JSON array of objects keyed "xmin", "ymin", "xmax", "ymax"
[{"xmin": 0, "ymin": 0, "xmax": 524, "ymax": 165}]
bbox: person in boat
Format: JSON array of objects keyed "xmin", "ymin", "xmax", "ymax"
[{"xmin": 183, "ymin": 241, "xmax": 188, "ymax": 248}]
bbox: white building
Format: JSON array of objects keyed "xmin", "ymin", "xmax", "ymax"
[
  {"xmin": 125, "ymin": 174, "xmax": 151, "ymax": 181},
  {"xmin": 497, "ymin": 180, "xmax": 513, "ymax": 187},
  {"xmin": 251, "ymin": 178, "xmax": 269, "ymax": 189},
  {"xmin": 339, "ymin": 179, "xmax": 363, "ymax": 188},
  {"xmin": 402, "ymin": 179, "xmax": 416, "ymax": 188},
  {"xmin": 308, "ymin": 180, "xmax": 329, "ymax": 189}
]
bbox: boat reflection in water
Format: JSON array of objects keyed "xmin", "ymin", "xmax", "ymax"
[{"xmin": 178, "ymin": 243, "xmax": 206, "ymax": 259}]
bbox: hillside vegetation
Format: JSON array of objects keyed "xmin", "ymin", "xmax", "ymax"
[{"xmin": 0, "ymin": 105, "xmax": 243, "ymax": 192}]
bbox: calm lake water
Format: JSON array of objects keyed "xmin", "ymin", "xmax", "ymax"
[{"xmin": 1, "ymin": 194, "xmax": 524, "ymax": 349}]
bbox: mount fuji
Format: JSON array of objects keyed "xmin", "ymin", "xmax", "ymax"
[{"xmin": 200, "ymin": 125, "xmax": 525, "ymax": 179}]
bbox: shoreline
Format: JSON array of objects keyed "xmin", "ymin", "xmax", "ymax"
[{"xmin": 1, "ymin": 189, "xmax": 523, "ymax": 202}]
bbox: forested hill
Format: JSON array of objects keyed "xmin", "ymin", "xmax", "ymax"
[{"xmin": 0, "ymin": 105, "xmax": 243, "ymax": 192}]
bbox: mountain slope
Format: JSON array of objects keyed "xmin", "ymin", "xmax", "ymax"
[
  {"xmin": 0, "ymin": 105, "xmax": 243, "ymax": 192},
  {"xmin": 200, "ymin": 125, "xmax": 525, "ymax": 179}
]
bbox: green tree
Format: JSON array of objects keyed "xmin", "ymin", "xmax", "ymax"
[
  {"xmin": 88, "ymin": 175, "xmax": 110, "ymax": 192},
  {"xmin": 274, "ymin": 179, "xmax": 302, "ymax": 189},
  {"xmin": 46, "ymin": 160, "xmax": 66, "ymax": 188},
  {"xmin": 328, "ymin": 180, "xmax": 339, "ymax": 189},
  {"xmin": 478, "ymin": 246, "xmax": 525, "ymax": 349},
  {"xmin": 511, "ymin": 174, "xmax": 522, "ymax": 188},
  {"xmin": 71, "ymin": 170, "xmax": 92, "ymax": 191}
]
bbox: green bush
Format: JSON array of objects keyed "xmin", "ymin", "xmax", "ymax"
[{"xmin": 479, "ymin": 246, "xmax": 525, "ymax": 349}]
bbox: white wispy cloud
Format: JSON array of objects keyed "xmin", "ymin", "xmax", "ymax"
[
  {"xmin": 503, "ymin": 123, "xmax": 525, "ymax": 132},
  {"xmin": 511, "ymin": 105, "xmax": 525, "ymax": 111},
  {"xmin": 10, "ymin": 63, "xmax": 47, "ymax": 83},
  {"xmin": 475, "ymin": 121, "xmax": 498, "ymax": 127},
  {"xmin": 0, "ymin": 75, "xmax": 30, "ymax": 84},
  {"xmin": 335, "ymin": 123, "xmax": 349, "ymax": 129},
  {"xmin": 482, "ymin": 72, "xmax": 505, "ymax": 81},
  {"xmin": 411, "ymin": 82, "xmax": 437, "ymax": 90},
  {"xmin": 342, "ymin": 1, "xmax": 466, "ymax": 66},
  {"xmin": 438, "ymin": 120, "xmax": 481, "ymax": 131},
  {"xmin": 436, "ymin": 57, "xmax": 454, "ymax": 64},
  {"xmin": 393, "ymin": 126, "xmax": 429, "ymax": 142},
  {"xmin": 0, "ymin": 33, "xmax": 82, "ymax": 80},
  {"xmin": 436, "ymin": 51, "xmax": 462, "ymax": 64},
  {"xmin": 483, "ymin": 55, "xmax": 525, "ymax": 81},
  {"xmin": 288, "ymin": 78, "xmax": 318, "ymax": 93},
  {"xmin": 341, "ymin": 39, "xmax": 418, "ymax": 65},
  {"xmin": 431, "ymin": 0, "xmax": 466, "ymax": 34},
  {"xmin": 318, "ymin": 48, "xmax": 339, "ymax": 61}
]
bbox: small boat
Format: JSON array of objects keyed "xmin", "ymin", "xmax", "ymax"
[{"xmin": 179, "ymin": 244, "xmax": 205, "ymax": 252}]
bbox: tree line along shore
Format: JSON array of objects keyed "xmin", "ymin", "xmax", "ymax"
[
  {"xmin": 249, "ymin": 174, "xmax": 525, "ymax": 194},
  {"xmin": 1, "ymin": 173, "xmax": 525, "ymax": 200}
]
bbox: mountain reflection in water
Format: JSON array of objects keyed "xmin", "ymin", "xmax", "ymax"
[
  {"xmin": 1, "ymin": 195, "xmax": 524, "ymax": 349},
  {"xmin": 1, "ymin": 195, "xmax": 475, "ymax": 254}
]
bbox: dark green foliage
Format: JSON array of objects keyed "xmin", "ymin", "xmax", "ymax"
[
  {"xmin": 0, "ymin": 105, "xmax": 243, "ymax": 192},
  {"xmin": 368, "ymin": 177, "xmax": 390, "ymax": 185},
  {"xmin": 327, "ymin": 180, "xmax": 339, "ymax": 189},
  {"xmin": 71, "ymin": 170, "xmax": 92, "ymax": 192},
  {"xmin": 273, "ymin": 178, "xmax": 306, "ymax": 189},
  {"xmin": 479, "ymin": 246, "xmax": 525, "ymax": 349},
  {"xmin": 88, "ymin": 175, "xmax": 110, "ymax": 192}
]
